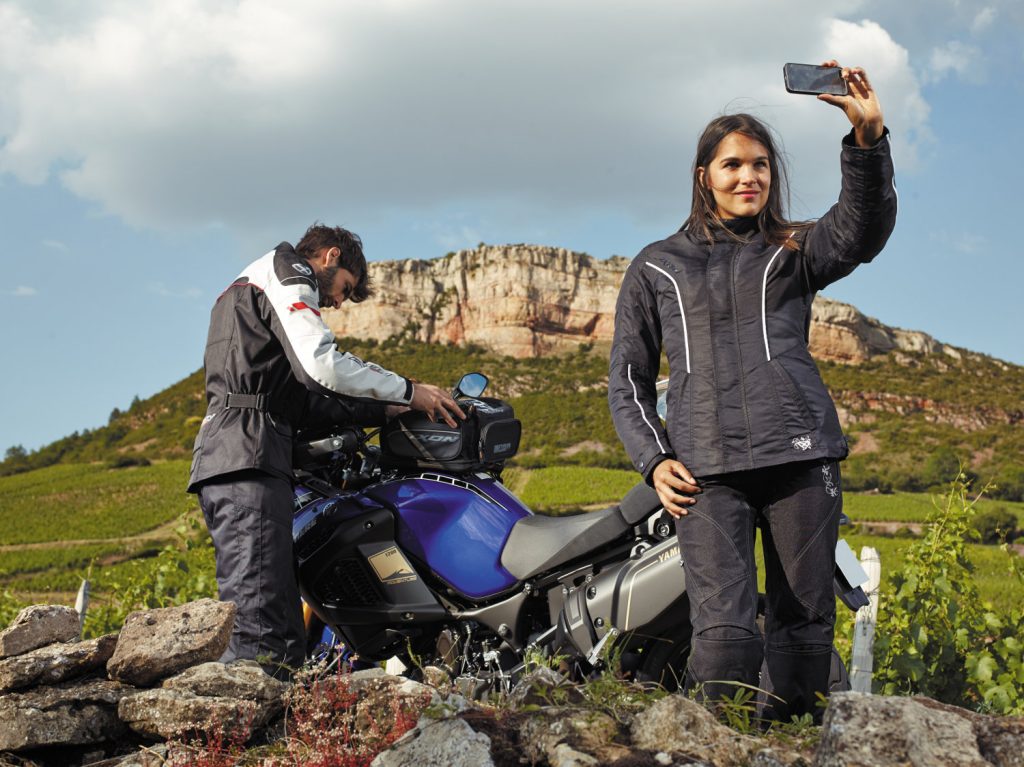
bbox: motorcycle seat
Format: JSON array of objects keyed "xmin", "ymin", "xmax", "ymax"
[{"xmin": 500, "ymin": 482, "xmax": 663, "ymax": 580}]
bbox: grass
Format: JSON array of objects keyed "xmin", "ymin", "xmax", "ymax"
[
  {"xmin": 511, "ymin": 466, "xmax": 640, "ymax": 512},
  {"xmin": 2, "ymin": 462, "xmax": 1021, "ymax": 625},
  {"xmin": 0, "ymin": 542, "xmax": 148, "ymax": 580},
  {"xmin": 0, "ymin": 460, "xmax": 195, "ymax": 545},
  {"xmin": 844, "ymin": 492, "xmax": 1024, "ymax": 524}
]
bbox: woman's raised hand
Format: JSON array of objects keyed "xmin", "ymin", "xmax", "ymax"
[
  {"xmin": 652, "ymin": 459, "xmax": 701, "ymax": 518},
  {"xmin": 818, "ymin": 60, "xmax": 885, "ymax": 148}
]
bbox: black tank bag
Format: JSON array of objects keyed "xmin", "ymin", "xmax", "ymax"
[{"xmin": 381, "ymin": 397, "xmax": 521, "ymax": 471}]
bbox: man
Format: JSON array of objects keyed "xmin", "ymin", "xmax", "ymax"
[{"xmin": 188, "ymin": 223, "xmax": 463, "ymax": 676}]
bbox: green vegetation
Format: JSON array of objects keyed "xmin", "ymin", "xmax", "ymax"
[
  {"xmin": 2, "ymin": 340, "xmax": 1021, "ymax": 501},
  {"xmin": 1, "ymin": 334, "xmax": 1022, "ymax": 713},
  {"xmin": 872, "ymin": 473, "xmax": 1024, "ymax": 714},
  {"xmin": 0, "ymin": 461, "xmax": 194, "ymax": 544},
  {"xmin": 0, "ymin": 542, "xmax": 142, "ymax": 579},
  {"xmin": 843, "ymin": 492, "xmax": 1024, "ymax": 525},
  {"xmin": 513, "ymin": 466, "xmax": 639, "ymax": 512},
  {"xmin": 820, "ymin": 350, "xmax": 1024, "ymax": 501}
]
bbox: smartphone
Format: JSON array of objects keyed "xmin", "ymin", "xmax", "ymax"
[{"xmin": 783, "ymin": 63, "xmax": 848, "ymax": 96}]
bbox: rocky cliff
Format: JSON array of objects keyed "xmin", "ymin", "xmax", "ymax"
[{"xmin": 322, "ymin": 244, "xmax": 956, "ymax": 364}]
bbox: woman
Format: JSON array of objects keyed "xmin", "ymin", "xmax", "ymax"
[{"xmin": 608, "ymin": 61, "xmax": 895, "ymax": 722}]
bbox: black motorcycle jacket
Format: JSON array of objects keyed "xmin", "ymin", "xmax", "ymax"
[
  {"xmin": 188, "ymin": 243, "xmax": 413, "ymax": 491},
  {"xmin": 609, "ymin": 130, "xmax": 897, "ymax": 480}
]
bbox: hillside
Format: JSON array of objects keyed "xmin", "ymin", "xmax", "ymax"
[{"xmin": 1, "ymin": 244, "xmax": 1022, "ymax": 497}]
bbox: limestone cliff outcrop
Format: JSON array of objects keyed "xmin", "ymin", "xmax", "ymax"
[{"xmin": 322, "ymin": 244, "xmax": 956, "ymax": 364}]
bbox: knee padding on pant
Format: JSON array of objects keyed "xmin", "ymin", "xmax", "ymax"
[{"xmin": 697, "ymin": 625, "xmax": 759, "ymax": 642}]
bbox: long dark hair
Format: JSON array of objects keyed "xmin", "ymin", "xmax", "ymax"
[{"xmin": 681, "ymin": 113, "xmax": 807, "ymax": 247}]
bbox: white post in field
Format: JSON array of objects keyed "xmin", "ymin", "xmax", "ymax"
[
  {"xmin": 850, "ymin": 547, "xmax": 881, "ymax": 693},
  {"xmin": 75, "ymin": 579, "xmax": 90, "ymax": 638}
]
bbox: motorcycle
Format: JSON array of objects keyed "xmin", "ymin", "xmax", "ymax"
[{"xmin": 291, "ymin": 373, "xmax": 868, "ymax": 695}]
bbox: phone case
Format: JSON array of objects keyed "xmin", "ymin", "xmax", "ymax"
[{"xmin": 783, "ymin": 64, "xmax": 848, "ymax": 96}]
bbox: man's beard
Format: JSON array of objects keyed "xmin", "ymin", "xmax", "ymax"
[{"xmin": 316, "ymin": 263, "xmax": 340, "ymax": 309}]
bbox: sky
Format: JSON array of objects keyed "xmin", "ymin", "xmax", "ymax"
[{"xmin": 1, "ymin": 0, "xmax": 1022, "ymax": 453}]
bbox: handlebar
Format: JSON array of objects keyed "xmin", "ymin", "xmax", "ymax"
[{"xmin": 293, "ymin": 427, "xmax": 362, "ymax": 467}]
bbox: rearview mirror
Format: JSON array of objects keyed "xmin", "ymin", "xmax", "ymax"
[{"xmin": 454, "ymin": 372, "xmax": 488, "ymax": 399}]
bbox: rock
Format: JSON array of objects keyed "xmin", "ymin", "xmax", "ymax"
[
  {"xmin": 809, "ymin": 297, "xmax": 943, "ymax": 364},
  {"xmin": 106, "ymin": 599, "xmax": 235, "ymax": 687},
  {"xmin": 319, "ymin": 246, "xmax": 957, "ymax": 365},
  {"xmin": 519, "ymin": 707, "xmax": 632, "ymax": 766},
  {"xmin": 370, "ymin": 717, "xmax": 495, "ymax": 767},
  {"xmin": 816, "ymin": 692, "xmax": 1024, "ymax": 767},
  {"xmin": 322, "ymin": 245, "xmax": 626, "ymax": 359},
  {"xmin": 117, "ymin": 687, "xmax": 263, "ymax": 741},
  {"xmin": 509, "ymin": 666, "xmax": 585, "ymax": 708},
  {"xmin": 0, "ymin": 605, "xmax": 81, "ymax": 659},
  {"xmin": 84, "ymin": 744, "xmax": 167, "ymax": 766},
  {"xmin": 0, "ymin": 634, "xmax": 117, "ymax": 694},
  {"xmin": 421, "ymin": 665, "xmax": 450, "ymax": 690},
  {"xmin": 630, "ymin": 694, "xmax": 761, "ymax": 767},
  {"xmin": 0, "ymin": 678, "xmax": 132, "ymax": 751},
  {"xmin": 162, "ymin": 660, "xmax": 290, "ymax": 704},
  {"xmin": 118, "ymin": 659, "xmax": 289, "ymax": 741},
  {"xmin": 346, "ymin": 667, "xmax": 401, "ymax": 692}
]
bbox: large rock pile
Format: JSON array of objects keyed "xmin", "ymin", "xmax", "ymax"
[
  {"xmin": 0, "ymin": 599, "xmax": 289, "ymax": 766},
  {"xmin": 1, "ymin": 600, "xmax": 1022, "ymax": 766}
]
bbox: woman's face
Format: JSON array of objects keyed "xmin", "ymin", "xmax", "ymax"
[{"xmin": 699, "ymin": 131, "xmax": 771, "ymax": 220}]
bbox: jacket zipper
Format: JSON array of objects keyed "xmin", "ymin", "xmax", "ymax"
[{"xmin": 730, "ymin": 245, "xmax": 754, "ymax": 465}]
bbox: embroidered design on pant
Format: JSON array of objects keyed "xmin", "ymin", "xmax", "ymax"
[{"xmin": 821, "ymin": 463, "xmax": 839, "ymax": 497}]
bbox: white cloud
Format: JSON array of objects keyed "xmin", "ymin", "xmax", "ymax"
[
  {"xmin": 0, "ymin": 1, "xmax": 931, "ymax": 238},
  {"xmin": 924, "ymin": 40, "xmax": 983, "ymax": 84},
  {"xmin": 11, "ymin": 285, "xmax": 37, "ymax": 297},
  {"xmin": 42, "ymin": 239, "xmax": 68, "ymax": 252},
  {"xmin": 971, "ymin": 7, "xmax": 996, "ymax": 33}
]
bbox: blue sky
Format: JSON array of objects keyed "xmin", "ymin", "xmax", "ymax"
[{"xmin": 1, "ymin": 0, "xmax": 1021, "ymax": 453}]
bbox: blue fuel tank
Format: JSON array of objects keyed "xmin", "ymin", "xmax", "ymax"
[{"xmin": 364, "ymin": 473, "xmax": 532, "ymax": 599}]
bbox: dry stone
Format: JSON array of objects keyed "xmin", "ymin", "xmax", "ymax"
[
  {"xmin": 519, "ymin": 707, "xmax": 632, "ymax": 766},
  {"xmin": 118, "ymin": 687, "xmax": 262, "ymax": 740},
  {"xmin": 509, "ymin": 666, "xmax": 585, "ymax": 708},
  {"xmin": 0, "ymin": 633, "xmax": 117, "ymax": 693},
  {"xmin": 162, "ymin": 659, "xmax": 289, "ymax": 704},
  {"xmin": 0, "ymin": 605, "xmax": 80, "ymax": 659},
  {"xmin": 0, "ymin": 678, "xmax": 132, "ymax": 751},
  {"xmin": 369, "ymin": 717, "xmax": 494, "ymax": 767},
  {"xmin": 119, "ymin": 659, "xmax": 289, "ymax": 740},
  {"xmin": 631, "ymin": 694, "xmax": 768, "ymax": 767},
  {"xmin": 816, "ymin": 692, "xmax": 986, "ymax": 766},
  {"xmin": 85, "ymin": 744, "xmax": 167, "ymax": 767},
  {"xmin": 106, "ymin": 599, "xmax": 235, "ymax": 686}
]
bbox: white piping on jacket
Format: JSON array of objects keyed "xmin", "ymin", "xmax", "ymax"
[
  {"xmin": 644, "ymin": 262, "xmax": 691, "ymax": 373},
  {"xmin": 761, "ymin": 231, "xmax": 796, "ymax": 362},
  {"xmin": 628, "ymin": 363, "xmax": 665, "ymax": 454}
]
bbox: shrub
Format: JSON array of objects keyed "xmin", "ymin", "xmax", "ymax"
[
  {"xmin": 873, "ymin": 470, "xmax": 1024, "ymax": 713},
  {"xmin": 108, "ymin": 455, "xmax": 152, "ymax": 469},
  {"xmin": 972, "ymin": 507, "xmax": 1019, "ymax": 545}
]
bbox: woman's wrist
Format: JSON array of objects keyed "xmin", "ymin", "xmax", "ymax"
[{"xmin": 854, "ymin": 120, "xmax": 885, "ymax": 148}]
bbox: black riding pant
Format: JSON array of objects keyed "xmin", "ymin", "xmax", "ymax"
[
  {"xmin": 198, "ymin": 470, "xmax": 305, "ymax": 677},
  {"xmin": 675, "ymin": 458, "xmax": 841, "ymax": 722}
]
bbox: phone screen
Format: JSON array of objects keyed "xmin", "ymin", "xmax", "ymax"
[{"xmin": 783, "ymin": 64, "xmax": 848, "ymax": 96}]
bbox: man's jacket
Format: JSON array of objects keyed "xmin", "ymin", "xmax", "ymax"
[
  {"xmin": 188, "ymin": 243, "xmax": 412, "ymax": 491},
  {"xmin": 609, "ymin": 131, "xmax": 897, "ymax": 480}
]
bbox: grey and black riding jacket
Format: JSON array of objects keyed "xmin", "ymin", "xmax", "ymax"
[
  {"xmin": 188, "ymin": 242, "xmax": 413, "ymax": 491},
  {"xmin": 609, "ymin": 129, "xmax": 897, "ymax": 481}
]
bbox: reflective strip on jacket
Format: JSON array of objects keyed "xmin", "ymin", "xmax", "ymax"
[{"xmin": 188, "ymin": 242, "xmax": 412, "ymax": 491}]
